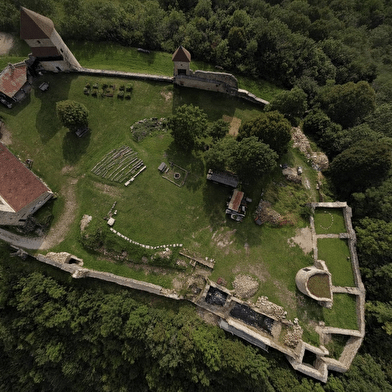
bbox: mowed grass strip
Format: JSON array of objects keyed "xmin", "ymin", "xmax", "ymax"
[
  {"xmin": 314, "ymin": 208, "xmax": 346, "ymax": 235},
  {"xmin": 323, "ymin": 294, "xmax": 358, "ymax": 330},
  {"xmin": 317, "ymin": 238, "xmax": 355, "ymax": 287}
]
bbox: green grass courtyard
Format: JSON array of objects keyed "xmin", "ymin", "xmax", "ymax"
[{"xmin": 0, "ymin": 43, "xmax": 360, "ymax": 339}]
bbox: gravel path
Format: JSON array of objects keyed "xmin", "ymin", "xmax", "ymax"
[{"xmin": 0, "ymin": 179, "xmax": 79, "ymax": 250}]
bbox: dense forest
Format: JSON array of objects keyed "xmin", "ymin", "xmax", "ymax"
[{"xmin": 1, "ymin": 0, "xmax": 392, "ymax": 390}]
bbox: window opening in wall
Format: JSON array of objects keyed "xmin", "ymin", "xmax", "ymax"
[{"xmin": 178, "ymin": 69, "xmax": 186, "ymax": 75}]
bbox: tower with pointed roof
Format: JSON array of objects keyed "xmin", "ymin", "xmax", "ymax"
[
  {"xmin": 20, "ymin": 7, "xmax": 81, "ymax": 72},
  {"xmin": 172, "ymin": 46, "xmax": 192, "ymax": 77}
]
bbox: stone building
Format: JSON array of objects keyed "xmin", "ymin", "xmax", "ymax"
[
  {"xmin": 172, "ymin": 45, "xmax": 238, "ymax": 94},
  {"xmin": 20, "ymin": 7, "xmax": 81, "ymax": 73},
  {"xmin": 0, "ymin": 142, "xmax": 53, "ymax": 226}
]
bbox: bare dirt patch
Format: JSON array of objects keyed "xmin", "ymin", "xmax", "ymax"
[
  {"xmin": 0, "ymin": 122, "xmax": 12, "ymax": 145},
  {"xmin": 197, "ymin": 307, "xmax": 220, "ymax": 326},
  {"xmin": 288, "ymin": 227, "xmax": 313, "ymax": 254},
  {"xmin": 39, "ymin": 179, "xmax": 79, "ymax": 249},
  {"xmin": 93, "ymin": 181, "xmax": 122, "ymax": 196},
  {"xmin": 211, "ymin": 228, "xmax": 236, "ymax": 253},
  {"xmin": 61, "ymin": 165, "xmax": 75, "ymax": 175},
  {"xmin": 161, "ymin": 91, "xmax": 173, "ymax": 101},
  {"xmin": 222, "ymin": 115, "xmax": 241, "ymax": 136},
  {"xmin": 80, "ymin": 214, "xmax": 92, "ymax": 232},
  {"xmin": 0, "ymin": 33, "xmax": 14, "ymax": 55}
]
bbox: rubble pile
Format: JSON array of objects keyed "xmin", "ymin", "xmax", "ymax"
[
  {"xmin": 284, "ymin": 320, "xmax": 304, "ymax": 348},
  {"xmin": 282, "ymin": 167, "xmax": 302, "ymax": 184},
  {"xmin": 254, "ymin": 200, "xmax": 282, "ymax": 225},
  {"xmin": 291, "ymin": 127, "xmax": 329, "ymax": 171},
  {"xmin": 256, "ymin": 296, "xmax": 287, "ymax": 320},
  {"xmin": 233, "ymin": 275, "xmax": 259, "ymax": 299}
]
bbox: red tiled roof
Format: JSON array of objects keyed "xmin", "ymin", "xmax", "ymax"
[
  {"xmin": 0, "ymin": 143, "xmax": 50, "ymax": 212},
  {"xmin": 172, "ymin": 46, "xmax": 191, "ymax": 62},
  {"xmin": 228, "ymin": 189, "xmax": 244, "ymax": 212},
  {"xmin": 20, "ymin": 7, "xmax": 54, "ymax": 40},
  {"xmin": 0, "ymin": 63, "xmax": 27, "ymax": 99},
  {"xmin": 32, "ymin": 46, "xmax": 59, "ymax": 57}
]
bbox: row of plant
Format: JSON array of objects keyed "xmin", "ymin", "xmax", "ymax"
[{"xmin": 83, "ymin": 82, "xmax": 133, "ymax": 99}]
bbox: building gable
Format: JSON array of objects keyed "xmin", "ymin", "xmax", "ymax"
[
  {"xmin": 0, "ymin": 143, "xmax": 50, "ymax": 213},
  {"xmin": 172, "ymin": 46, "xmax": 191, "ymax": 62},
  {"xmin": 20, "ymin": 7, "xmax": 54, "ymax": 40}
]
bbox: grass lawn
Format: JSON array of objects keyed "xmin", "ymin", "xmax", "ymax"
[
  {"xmin": 323, "ymin": 294, "xmax": 358, "ymax": 330},
  {"xmin": 317, "ymin": 238, "xmax": 355, "ymax": 287},
  {"xmin": 67, "ymin": 40, "xmax": 284, "ymax": 101},
  {"xmin": 307, "ymin": 274, "xmax": 331, "ymax": 299},
  {"xmin": 0, "ymin": 70, "xmax": 319, "ymax": 319},
  {"xmin": 314, "ymin": 208, "xmax": 346, "ymax": 235},
  {"xmin": 0, "ymin": 43, "xmax": 362, "ymax": 346}
]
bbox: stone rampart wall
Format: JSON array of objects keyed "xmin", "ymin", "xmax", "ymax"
[
  {"xmin": 193, "ymin": 70, "xmax": 238, "ymax": 88},
  {"xmin": 36, "ymin": 254, "xmax": 177, "ymax": 299},
  {"xmin": 79, "ymin": 68, "xmax": 174, "ymax": 83}
]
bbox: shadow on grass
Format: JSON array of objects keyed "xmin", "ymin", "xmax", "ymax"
[
  {"xmin": 172, "ymin": 85, "xmax": 237, "ymax": 121},
  {"xmin": 35, "ymin": 74, "xmax": 77, "ymax": 144},
  {"xmin": 62, "ymin": 130, "xmax": 91, "ymax": 164},
  {"xmin": 0, "ymin": 94, "xmax": 31, "ymax": 117},
  {"xmin": 164, "ymin": 141, "xmax": 205, "ymax": 192}
]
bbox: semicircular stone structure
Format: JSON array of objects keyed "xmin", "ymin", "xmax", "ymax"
[{"xmin": 295, "ymin": 264, "xmax": 333, "ymax": 308}]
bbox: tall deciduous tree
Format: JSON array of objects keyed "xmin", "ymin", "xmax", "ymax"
[
  {"xmin": 269, "ymin": 87, "xmax": 308, "ymax": 125},
  {"xmin": 234, "ymin": 136, "xmax": 278, "ymax": 180},
  {"xmin": 208, "ymin": 119, "xmax": 229, "ymax": 142},
  {"xmin": 329, "ymin": 140, "xmax": 392, "ymax": 197},
  {"xmin": 237, "ymin": 111, "xmax": 291, "ymax": 157},
  {"xmin": 317, "ymin": 81, "xmax": 376, "ymax": 129},
  {"xmin": 56, "ymin": 100, "xmax": 89, "ymax": 131},
  {"xmin": 168, "ymin": 104, "xmax": 208, "ymax": 151}
]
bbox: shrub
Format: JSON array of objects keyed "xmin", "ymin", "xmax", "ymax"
[
  {"xmin": 119, "ymin": 84, "xmax": 125, "ymax": 91},
  {"xmin": 93, "ymin": 83, "xmax": 98, "ymax": 89},
  {"xmin": 125, "ymin": 94, "xmax": 131, "ymax": 100},
  {"xmin": 102, "ymin": 83, "xmax": 108, "ymax": 89},
  {"xmin": 85, "ymin": 83, "xmax": 90, "ymax": 89},
  {"xmin": 126, "ymin": 84, "xmax": 133, "ymax": 92},
  {"xmin": 117, "ymin": 91, "xmax": 124, "ymax": 98}
]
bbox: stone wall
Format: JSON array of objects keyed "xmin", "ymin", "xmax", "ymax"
[{"xmin": 35, "ymin": 253, "xmax": 177, "ymax": 298}]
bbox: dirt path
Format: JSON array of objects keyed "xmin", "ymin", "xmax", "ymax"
[
  {"xmin": 0, "ymin": 178, "xmax": 79, "ymax": 250},
  {"xmin": 0, "ymin": 33, "xmax": 14, "ymax": 56}
]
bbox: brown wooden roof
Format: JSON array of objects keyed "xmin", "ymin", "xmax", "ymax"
[
  {"xmin": 0, "ymin": 142, "xmax": 50, "ymax": 212},
  {"xmin": 20, "ymin": 7, "xmax": 55, "ymax": 40},
  {"xmin": 172, "ymin": 46, "xmax": 191, "ymax": 62},
  {"xmin": 32, "ymin": 46, "xmax": 60, "ymax": 58},
  {"xmin": 0, "ymin": 63, "xmax": 27, "ymax": 99}
]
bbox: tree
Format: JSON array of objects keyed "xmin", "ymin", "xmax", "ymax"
[
  {"xmin": 237, "ymin": 111, "xmax": 291, "ymax": 157},
  {"xmin": 329, "ymin": 140, "xmax": 392, "ymax": 197},
  {"xmin": 208, "ymin": 119, "xmax": 229, "ymax": 142},
  {"xmin": 317, "ymin": 81, "xmax": 376, "ymax": 128},
  {"xmin": 56, "ymin": 100, "xmax": 89, "ymax": 131},
  {"xmin": 168, "ymin": 104, "xmax": 208, "ymax": 151},
  {"xmin": 269, "ymin": 87, "xmax": 308, "ymax": 125},
  {"xmin": 234, "ymin": 136, "xmax": 278, "ymax": 181},
  {"xmin": 204, "ymin": 136, "xmax": 238, "ymax": 172}
]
